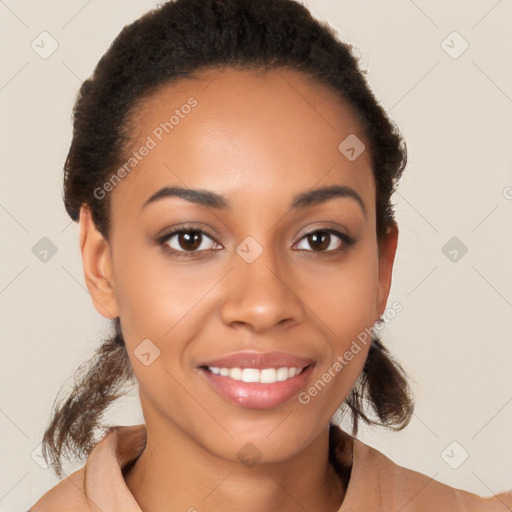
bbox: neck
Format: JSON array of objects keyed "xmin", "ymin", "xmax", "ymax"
[{"xmin": 124, "ymin": 422, "xmax": 349, "ymax": 512}]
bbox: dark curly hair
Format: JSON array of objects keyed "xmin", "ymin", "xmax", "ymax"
[{"xmin": 42, "ymin": 0, "xmax": 414, "ymax": 477}]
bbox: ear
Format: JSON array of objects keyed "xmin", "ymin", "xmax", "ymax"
[
  {"xmin": 376, "ymin": 221, "xmax": 399, "ymax": 318},
  {"xmin": 78, "ymin": 205, "xmax": 119, "ymax": 319}
]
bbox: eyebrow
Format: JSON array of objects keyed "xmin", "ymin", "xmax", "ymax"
[{"xmin": 142, "ymin": 184, "xmax": 366, "ymax": 216}]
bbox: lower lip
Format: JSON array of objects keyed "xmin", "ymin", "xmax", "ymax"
[{"xmin": 200, "ymin": 365, "xmax": 314, "ymax": 409}]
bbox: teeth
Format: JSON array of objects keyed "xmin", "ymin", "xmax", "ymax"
[
  {"xmin": 207, "ymin": 366, "xmax": 303, "ymax": 383},
  {"xmin": 260, "ymin": 368, "xmax": 276, "ymax": 383},
  {"xmin": 276, "ymin": 367, "xmax": 289, "ymax": 381},
  {"xmin": 241, "ymin": 368, "xmax": 260, "ymax": 383},
  {"xmin": 229, "ymin": 368, "xmax": 243, "ymax": 381}
]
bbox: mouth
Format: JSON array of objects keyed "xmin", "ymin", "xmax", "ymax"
[{"xmin": 197, "ymin": 351, "xmax": 315, "ymax": 409}]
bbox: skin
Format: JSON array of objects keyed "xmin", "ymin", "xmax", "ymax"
[{"xmin": 79, "ymin": 67, "xmax": 398, "ymax": 512}]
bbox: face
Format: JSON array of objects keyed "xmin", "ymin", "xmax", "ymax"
[{"xmin": 79, "ymin": 67, "xmax": 397, "ymax": 464}]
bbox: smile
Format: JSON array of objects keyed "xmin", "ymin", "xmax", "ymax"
[
  {"xmin": 207, "ymin": 366, "xmax": 305, "ymax": 383},
  {"xmin": 198, "ymin": 351, "xmax": 315, "ymax": 409}
]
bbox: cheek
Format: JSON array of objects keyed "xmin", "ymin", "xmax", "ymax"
[
  {"xmin": 305, "ymin": 240, "xmax": 380, "ymax": 340},
  {"xmin": 302, "ymin": 242, "xmax": 379, "ymax": 405},
  {"xmin": 112, "ymin": 237, "xmax": 217, "ymax": 337},
  {"xmin": 111, "ymin": 239, "xmax": 226, "ymax": 403}
]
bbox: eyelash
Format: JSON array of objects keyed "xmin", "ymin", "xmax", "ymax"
[{"xmin": 157, "ymin": 226, "xmax": 356, "ymax": 259}]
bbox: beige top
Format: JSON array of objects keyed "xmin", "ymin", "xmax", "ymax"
[{"xmin": 30, "ymin": 423, "xmax": 512, "ymax": 511}]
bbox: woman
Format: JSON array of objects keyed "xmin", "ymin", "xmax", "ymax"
[{"xmin": 29, "ymin": 0, "xmax": 511, "ymax": 510}]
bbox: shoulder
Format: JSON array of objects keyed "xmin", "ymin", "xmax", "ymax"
[
  {"xmin": 29, "ymin": 424, "xmax": 146, "ymax": 512},
  {"xmin": 352, "ymin": 435, "xmax": 512, "ymax": 511},
  {"xmin": 29, "ymin": 466, "xmax": 90, "ymax": 512},
  {"xmin": 329, "ymin": 424, "xmax": 512, "ymax": 511}
]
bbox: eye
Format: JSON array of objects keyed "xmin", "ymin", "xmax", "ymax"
[
  {"xmin": 158, "ymin": 228, "xmax": 221, "ymax": 256},
  {"xmin": 294, "ymin": 228, "xmax": 355, "ymax": 254}
]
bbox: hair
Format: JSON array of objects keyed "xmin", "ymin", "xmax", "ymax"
[{"xmin": 42, "ymin": 0, "xmax": 414, "ymax": 477}]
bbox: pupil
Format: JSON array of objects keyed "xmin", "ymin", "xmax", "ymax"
[
  {"xmin": 179, "ymin": 231, "xmax": 201, "ymax": 251},
  {"xmin": 309, "ymin": 232, "xmax": 329, "ymax": 251}
]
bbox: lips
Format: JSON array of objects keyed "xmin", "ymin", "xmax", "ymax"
[{"xmin": 198, "ymin": 351, "xmax": 315, "ymax": 409}]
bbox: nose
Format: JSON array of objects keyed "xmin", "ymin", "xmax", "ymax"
[{"xmin": 219, "ymin": 244, "xmax": 306, "ymax": 333}]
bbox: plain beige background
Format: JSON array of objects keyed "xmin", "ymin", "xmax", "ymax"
[{"xmin": 1, "ymin": 1, "xmax": 511, "ymax": 510}]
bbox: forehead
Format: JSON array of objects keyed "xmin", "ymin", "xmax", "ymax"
[{"xmin": 111, "ymin": 66, "xmax": 374, "ymax": 215}]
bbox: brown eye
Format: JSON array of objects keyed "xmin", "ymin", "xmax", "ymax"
[
  {"xmin": 295, "ymin": 229, "xmax": 354, "ymax": 253},
  {"xmin": 161, "ymin": 229, "xmax": 219, "ymax": 254},
  {"xmin": 307, "ymin": 231, "xmax": 332, "ymax": 251},
  {"xmin": 177, "ymin": 231, "xmax": 202, "ymax": 251}
]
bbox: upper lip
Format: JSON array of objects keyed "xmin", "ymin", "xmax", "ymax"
[{"xmin": 198, "ymin": 351, "xmax": 315, "ymax": 370}]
